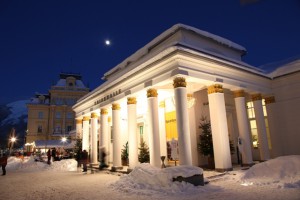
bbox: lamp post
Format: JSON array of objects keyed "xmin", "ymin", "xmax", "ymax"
[
  {"xmin": 61, "ymin": 137, "xmax": 67, "ymax": 159},
  {"xmin": 9, "ymin": 136, "xmax": 17, "ymax": 155}
]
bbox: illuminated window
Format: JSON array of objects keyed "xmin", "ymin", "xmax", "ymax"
[
  {"xmin": 247, "ymin": 100, "xmax": 271, "ymax": 149},
  {"xmin": 139, "ymin": 126, "xmax": 144, "ymax": 143}
]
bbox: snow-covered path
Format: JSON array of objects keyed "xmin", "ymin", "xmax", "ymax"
[{"xmin": 0, "ymin": 156, "xmax": 299, "ymax": 200}]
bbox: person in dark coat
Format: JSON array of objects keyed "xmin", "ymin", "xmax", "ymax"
[
  {"xmin": 0, "ymin": 153, "xmax": 8, "ymax": 176},
  {"xmin": 47, "ymin": 149, "xmax": 51, "ymax": 165},
  {"xmin": 99, "ymin": 147, "xmax": 108, "ymax": 170},
  {"xmin": 51, "ymin": 148, "xmax": 56, "ymax": 162},
  {"xmin": 81, "ymin": 150, "xmax": 88, "ymax": 172}
]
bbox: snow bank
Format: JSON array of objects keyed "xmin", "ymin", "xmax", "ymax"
[
  {"xmin": 6, "ymin": 156, "xmax": 78, "ymax": 172},
  {"xmin": 110, "ymin": 163, "xmax": 207, "ymax": 196},
  {"xmin": 240, "ymin": 155, "xmax": 300, "ymax": 188}
]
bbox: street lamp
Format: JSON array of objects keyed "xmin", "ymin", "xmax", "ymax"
[
  {"xmin": 61, "ymin": 137, "xmax": 67, "ymax": 143},
  {"xmin": 61, "ymin": 137, "xmax": 68, "ymax": 159},
  {"xmin": 9, "ymin": 136, "xmax": 17, "ymax": 155}
]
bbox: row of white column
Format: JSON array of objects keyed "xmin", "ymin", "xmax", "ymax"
[{"xmin": 76, "ymin": 77, "xmax": 272, "ymax": 171}]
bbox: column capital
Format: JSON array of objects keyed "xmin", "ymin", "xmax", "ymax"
[
  {"xmin": 233, "ymin": 90, "xmax": 245, "ymax": 98},
  {"xmin": 112, "ymin": 103, "xmax": 121, "ymax": 110},
  {"xmin": 127, "ymin": 97, "xmax": 137, "ymax": 105},
  {"xmin": 101, "ymin": 108, "xmax": 108, "ymax": 115},
  {"xmin": 264, "ymin": 96, "xmax": 276, "ymax": 104},
  {"xmin": 147, "ymin": 88, "xmax": 158, "ymax": 98},
  {"xmin": 208, "ymin": 84, "xmax": 223, "ymax": 94},
  {"xmin": 251, "ymin": 93, "xmax": 262, "ymax": 101},
  {"xmin": 83, "ymin": 116, "xmax": 90, "ymax": 121},
  {"xmin": 91, "ymin": 112, "xmax": 98, "ymax": 118},
  {"xmin": 173, "ymin": 77, "xmax": 186, "ymax": 88},
  {"xmin": 76, "ymin": 119, "xmax": 82, "ymax": 124}
]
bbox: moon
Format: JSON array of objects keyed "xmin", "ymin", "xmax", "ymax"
[{"xmin": 105, "ymin": 40, "xmax": 111, "ymax": 46}]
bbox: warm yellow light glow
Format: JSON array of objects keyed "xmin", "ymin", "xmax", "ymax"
[
  {"xmin": 61, "ymin": 137, "xmax": 67, "ymax": 142},
  {"xmin": 10, "ymin": 137, "xmax": 16, "ymax": 142}
]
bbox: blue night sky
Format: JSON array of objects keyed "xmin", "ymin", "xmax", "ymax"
[{"xmin": 0, "ymin": 0, "xmax": 300, "ymax": 104}]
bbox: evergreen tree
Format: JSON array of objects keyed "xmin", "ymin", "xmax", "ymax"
[
  {"xmin": 74, "ymin": 138, "xmax": 82, "ymax": 161},
  {"xmin": 138, "ymin": 141, "xmax": 150, "ymax": 163},
  {"xmin": 121, "ymin": 141, "xmax": 129, "ymax": 165},
  {"xmin": 198, "ymin": 117, "xmax": 214, "ymax": 157},
  {"xmin": 198, "ymin": 117, "xmax": 235, "ymax": 158}
]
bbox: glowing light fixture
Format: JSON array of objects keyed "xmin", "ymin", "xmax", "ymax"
[
  {"xmin": 10, "ymin": 137, "xmax": 16, "ymax": 143},
  {"xmin": 61, "ymin": 137, "xmax": 67, "ymax": 143}
]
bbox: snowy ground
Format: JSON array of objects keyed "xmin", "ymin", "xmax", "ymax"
[{"xmin": 0, "ymin": 155, "xmax": 299, "ymax": 200}]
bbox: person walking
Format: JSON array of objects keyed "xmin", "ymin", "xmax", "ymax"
[
  {"xmin": 81, "ymin": 150, "xmax": 88, "ymax": 172},
  {"xmin": 0, "ymin": 153, "xmax": 8, "ymax": 176}
]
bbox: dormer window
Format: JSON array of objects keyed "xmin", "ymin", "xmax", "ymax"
[{"xmin": 66, "ymin": 76, "xmax": 76, "ymax": 88}]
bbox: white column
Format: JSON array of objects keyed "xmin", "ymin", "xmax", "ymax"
[
  {"xmin": 112, "ymin": 103, "xmax": 122, "ymax": 168},
  {"xmin": 127, "ymin": 97, "xmax": 138, "ymax": 169},
  {"xmin": 147, "ymin": 88, "xmax": 161, "ymax": 168},
  {"xmin": 75, "ymin": 119, "xmax": 82, "ymax": 139},
  {"xmin": 173, "ymin": 77, "xmax": 192, "ymax": 166},
  {"xmin": 234, "ymin": 90, "xmax": 253, "ymax": 166},
  {"xmin": 187, "ymin": 94, "xmax": 198, "ymax": 166},
  {"xmin": 90, "ymin": 112, "xmax": 99, "ymax": 164},
  {"xmin": 82, "ymin": 116, "xmax": 90, "ymax": 152},
  {"xmin": 265, "ymin": 96, "xmax": 282, "ymax": 157},
  {"xmin": 252, "ymin": 94, "xmax": 270, "ymax": 161},
  {"xmin": 208, "ymin": 84, "xmax": 232, "ymax": 171},
  {"xmin": 100, "ymin": 108, "xmax": 109, "ymax": 163},
  {"xmin": 159, "ymin": 101, "xmax": 167, "ymax": 158}
]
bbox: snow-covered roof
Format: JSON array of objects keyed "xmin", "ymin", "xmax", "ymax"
[
  {"xmin": 34, "ymin": 140, "xmax": 75, "ymax": 149},
  {"xmin": 54, "ymin": 79, "xmax": 87, "ymax": 88},
  {"xmin": 103, "ymin": 23, "xmax": 247, "ymax": 80},
  {"xmin": 259, "ymin": 55, "xmax": 300, "ymax": 73},
  {"xmin": 266, "ymin": 57, "xmax": 300, "ymax": 78}
]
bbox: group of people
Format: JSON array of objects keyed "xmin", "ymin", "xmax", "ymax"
[
  {"xmin": 0, "ymin": 153, "xmax": 8, "ymax": 176},
  {"xmin": 0, "ymin": 147, "xmax": 109, "ymax": 175},
  {"xmin": 77, "ymin": 148, "xmax": 108, "ymax": 172}
]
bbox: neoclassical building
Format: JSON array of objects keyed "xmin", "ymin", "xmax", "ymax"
[
  {"xmin": 73, "ymin": 24, "xmax": 300, "ymax": 172},
  {"xmin": 26, "ymin": 73, "xmax": 90, "ymax": 152}
]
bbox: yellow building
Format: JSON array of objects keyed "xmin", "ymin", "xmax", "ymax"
[{"xmin": 26, "ymin": 73, "xmax": 89, "ymax": 152}]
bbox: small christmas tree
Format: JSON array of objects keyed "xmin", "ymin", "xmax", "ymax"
[
  {"xmin": 138, "ymin": 141, "xmax": 150, "ymax": 163},
  {"xmin": 198, "ymin": 117, "xmax": 214, "ymax": 157},
  {"xmin": 121, "ymin": 141, "xmax": 129, "ymax": 166},
  {"xmin": 198, "ymin": 116, "xmax": 235, "ymax": 157},
  {"xmin": 74, "ymin": 138, "xmax": 82, "ymax": 166}
]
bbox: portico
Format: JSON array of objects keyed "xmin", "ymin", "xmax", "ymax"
[{"xmin": 73, "ymin": 24, "xmax": 275, "ymax": 171}]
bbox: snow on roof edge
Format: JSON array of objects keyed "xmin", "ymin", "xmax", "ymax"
[
  {"xmin": 268, "ymin": 59, "xmax": 300, "ymax": 78},
  {"xmin": 103, "ymin": 23, "xmax": 247, "ymax": 79}
]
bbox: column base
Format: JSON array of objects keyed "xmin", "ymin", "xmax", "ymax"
[
  {"xmin": 241, "ymin": 163, "xmax": 255, "ymax": 167},
  {"xmin": 215, "ymin": 167, "xmax": 233, "ymax": 172},
  {"xmin": 111, "ymin": 166, "xmax": 123, "ymax": 172}
]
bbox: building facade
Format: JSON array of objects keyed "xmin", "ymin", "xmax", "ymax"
[
  {"xmin": 73, "ymin": 24, "xmax": 300, "ymax": 171},
  {"xmin": 26, "ymin": 73, "xmax": 90, "ymax": 152}
]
